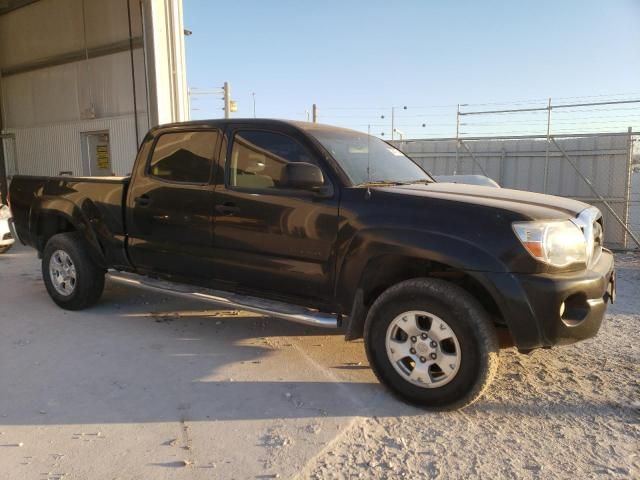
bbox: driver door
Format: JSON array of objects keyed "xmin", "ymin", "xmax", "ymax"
[{"xmin": 212, "ymin": 127, "xmax": 339, "ymax": 304}]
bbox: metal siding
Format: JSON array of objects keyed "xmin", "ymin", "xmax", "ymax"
[
  {"xmin": 0, "ymin": 0, "xmax": 139, "ymax": 70},
  {"xmin": 0, "ymin": 0, "xmax": 84, "ymax": 69},
  {"xmin": 7, "ymin": 115, "xmax": 139, "ymax": 177},
  {"xmin": 2, "ymin": 49, "xmax": 145, "ymax": 129}
]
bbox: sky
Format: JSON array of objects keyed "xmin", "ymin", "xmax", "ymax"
[{"xmin": 183, "ymin": 0, "xmax": 640, "ymax": 138}]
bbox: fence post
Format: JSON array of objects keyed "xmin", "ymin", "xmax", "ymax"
[
  {"xmin": 543, "ymin": 97, "xmax": 551, "ymax": 193},
  {"xmin": 455, "ymin": 104, "xmax": 460, "ymax": 174},
  {"xmin": 551, "ymin": 136, "xmax": 640, "ymax": 249},
  {"xmin": 623, "ymin": 126, "xmax": 633, "ymax": 248},
  {"xmin": 499, "ymin": 146, "xmax": 505, "ymax": 186}
]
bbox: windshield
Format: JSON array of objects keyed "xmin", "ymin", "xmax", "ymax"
[{"xmin": 310, "ymin": 129, "xmax": 433, "ymax": 186}]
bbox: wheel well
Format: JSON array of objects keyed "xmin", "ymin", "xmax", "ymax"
[
  {"xmin": 360, "ymin": 255, "xmax": 504, "ymax": 325},
  {"xmin": 37, "ymin": 215, "xmax": 76, "ymax": 252}
]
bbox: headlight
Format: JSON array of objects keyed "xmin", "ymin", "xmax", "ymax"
[
  {"xmin": 513, "ymin": 220, "xmax": 587, "ymax": 267},
  {"xmin": 0, "ymin": 205, "xmax": 11, "ymax": 221}
]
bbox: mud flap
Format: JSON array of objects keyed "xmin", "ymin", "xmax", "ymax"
[{"xmin": 344, "ymin": 289, "xmax": 367, "ymax": 341}]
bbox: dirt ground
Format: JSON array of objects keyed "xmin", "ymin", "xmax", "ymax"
[{"xmin": 0, "ymin": 244, "xmax": 638, "ymax": 480}]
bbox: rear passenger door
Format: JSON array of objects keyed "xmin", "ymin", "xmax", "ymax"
[
  {"xmin": 126, "ymin": 128, "xmax": 220, "ymax": 279},
  {"xmin": 212, "ymin": 127, "xmax": 340, "ymax": 305}
]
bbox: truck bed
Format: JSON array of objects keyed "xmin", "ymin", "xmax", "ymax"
[{"xmin": 9, "ymin": 175, "xmax": 130, "ymax": 266}]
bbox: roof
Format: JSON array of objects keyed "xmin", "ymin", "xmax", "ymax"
[{"xmin": 154, "ymin": 118, "xmax": 363, "ymax": 136}]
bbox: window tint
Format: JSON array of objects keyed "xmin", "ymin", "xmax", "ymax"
[
  {"xmin": 229, "ymin": 130, "xmax": 318, "ymax": 189},
  {"xmin": 149, "ymin": 131, "xmax": 218, "ymax": 183}
]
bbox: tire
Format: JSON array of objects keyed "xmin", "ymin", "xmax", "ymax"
[
  {"xmin": 42, "ymin": 232, "xmax": 105, "ymax": 310},
  {"xmin": 364, "ymin": 278, "xmax": 499, "ymax": 410},
  {"xmin": 0, "ymin": 244, "xmax": 11, "ymax": 254}
]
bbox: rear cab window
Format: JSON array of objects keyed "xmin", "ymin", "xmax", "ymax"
[{"xmin": 148, "ymin": 130, "xmax": 219, "ymax": 184}]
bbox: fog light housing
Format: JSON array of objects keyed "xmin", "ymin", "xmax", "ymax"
[{"xmin": 560, "ymin": 294, "xmax": 590, "ymax": 327}]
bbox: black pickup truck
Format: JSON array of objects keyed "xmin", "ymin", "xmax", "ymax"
[{"xmin": 9, "ymin": 119, "xmax": 615, "ymax": 409}]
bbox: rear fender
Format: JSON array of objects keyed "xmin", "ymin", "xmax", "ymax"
[{"xmin": 34, "ymin": 197, "xmax": 106, "ymax": 267}]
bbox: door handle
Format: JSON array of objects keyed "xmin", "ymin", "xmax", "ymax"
[
  {"xmin": 135, "ymin": 194, "xmax": 151, "ymax": 207},
  {"xmin": 152, "ymin": 214, "xmax": 170, "ymax": 223},
  {"xmin": 216, "ymin": 202, "xmax": 239, "ymax": 216}
]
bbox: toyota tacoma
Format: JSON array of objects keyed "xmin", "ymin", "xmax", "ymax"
[{"xmin": 9, "ymin": 119, "xmax": 616, "ymax": 409}]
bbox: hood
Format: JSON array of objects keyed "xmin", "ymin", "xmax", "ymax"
[{"xmin": 376, "ymin": 182, "xmax": 590, "ymax": 220}]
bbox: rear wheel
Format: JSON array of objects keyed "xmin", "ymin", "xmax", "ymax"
[
  {"xmin": 42, "ymin": 232, "xmax": 105, "ymax": 310},
  {"xmin": 364, "ymin": 278, "xmax": 499, "ymax": 410}
]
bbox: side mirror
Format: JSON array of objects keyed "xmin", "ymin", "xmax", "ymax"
[{"xmin": 283, "ymin": 162, "xmax": 325, "ymax": 190}]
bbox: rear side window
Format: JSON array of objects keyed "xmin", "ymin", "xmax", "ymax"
[
  {"xmin": 229, "ymin": 130, "xmax": 318, "ymax": 190},
  {"xmin": 149, "ymin": 131, "xmax": 218, "ymax": 183}
]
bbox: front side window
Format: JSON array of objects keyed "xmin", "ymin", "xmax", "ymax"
[
  {"xmin": 149, "ymin": 131, "xmax": 218, "ymax": 183},
  {"xmin": 229, "ymin": 130, "xmax": 318, "ymax": 190}
]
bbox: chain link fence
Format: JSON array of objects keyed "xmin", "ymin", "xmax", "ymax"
[{"xmin": 393, "ymin": 131, "xmax": 639, "ymax": 250}]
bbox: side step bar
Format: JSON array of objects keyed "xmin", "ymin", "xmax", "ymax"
[{"xmin": 106, "ymin": 271, "xmax": 340, "ymax": 329}]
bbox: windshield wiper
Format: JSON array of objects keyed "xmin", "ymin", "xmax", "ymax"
[
  {"xmin": 354, "ymin": 180, "xmax": 410, "ymax": 187},
  {"xmin": 406, "ymin": 178, "xmax": 434, "ymax": 184}
]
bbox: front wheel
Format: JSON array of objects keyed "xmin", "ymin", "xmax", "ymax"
[
  {"xmin": 364, "ymin": 278, "xmax": 499, "ymax": 410},
  {"xmin": 42, "ymin": 232, "xmax": 105, "ymax": 310}
]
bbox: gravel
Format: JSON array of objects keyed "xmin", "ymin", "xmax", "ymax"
[{"xmin": 303, "ymin": 251, "xmax": 640, "ymax": 479}]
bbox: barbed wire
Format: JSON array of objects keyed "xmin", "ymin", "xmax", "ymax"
[{"xmin": 286, "ymin": 94, "xmax": 640, "ymax": 140}]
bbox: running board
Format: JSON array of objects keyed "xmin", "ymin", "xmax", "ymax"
[{"xmin": 106, "ymin": 271, "xmax": 340, "ymax": 329}]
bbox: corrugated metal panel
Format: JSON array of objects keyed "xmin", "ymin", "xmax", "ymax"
[
  {"xmin": 7, "ymin": 114, "xmax": 142, "ymax": 177},
  {"xmin": 2, "ymin": 49, "xmax": 146, "ymax": 128},
  {"xmin": 0, "ymin": 0, "xmax": 84, "ymax": 69},
  {"xmin": 1, "ymin": 136, "xmax": 18, "ymax": 177},
  {"xmin": 0, "ymin": 0, "xmax": 141, "ymax": 70}
]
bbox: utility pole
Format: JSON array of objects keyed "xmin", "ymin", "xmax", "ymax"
[
  {"xmin": 187, "ymin": 87, "xmax": 192, "ymax": 120},
  {"xmin": 189, "ymin": 85, "xmax": 232, "ymax": 119},
  {"xmin": 252, "ymin": 92, "xmax": 256, "ymax": 118},
  {"xmin": 391, "ymin": 106, "xmax": 407, "ymax": 140},
  {"xmin": 312, "ymin": 104, "xmax": 317, "ymax": 123},
  {"xmin": 391, "ymin": 107, "xmax": 395, "ymax": 141},
  {"xmin": 223, "ymin": 82, "xmax": 231, "ymax": 119}
]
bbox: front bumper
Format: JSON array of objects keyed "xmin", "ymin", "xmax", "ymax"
[{"xmin": 484, "ymin": 250, "xmax": 615, "ymax": 350}]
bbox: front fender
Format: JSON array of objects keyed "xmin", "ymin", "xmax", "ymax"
[{"xmin": 335, "ymin": 227, "xmax": 509, "ymax": 311}]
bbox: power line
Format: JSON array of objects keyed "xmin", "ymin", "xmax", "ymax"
[{"xmin": 317, "ymin": 92, "xmax": 640, "ymax": 113}]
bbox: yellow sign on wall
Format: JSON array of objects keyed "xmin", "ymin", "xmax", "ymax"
[{"xmin": 96, "ymin": 145, "xmax": 110, "ymax": 170}]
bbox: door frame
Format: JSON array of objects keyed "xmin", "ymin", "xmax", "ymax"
[{"xmin": 80, "ymin": 130, "xmax": 111, "ymax": 176}]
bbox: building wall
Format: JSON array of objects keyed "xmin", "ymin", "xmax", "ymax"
[
  {"xmin": 0, "ymin": 0, "xmax": 188, "ymax": 178},
  {"xmin": 7, "ymin": 115, "xmax": 149, "ymax": 176}
]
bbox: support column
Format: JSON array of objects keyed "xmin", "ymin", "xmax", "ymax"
[{"xmin": 141, "ymin": 0, "xmax": 189, "ymax": 126}]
